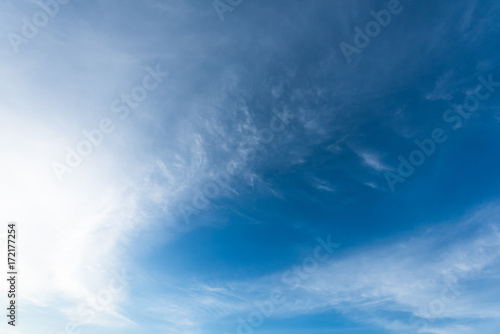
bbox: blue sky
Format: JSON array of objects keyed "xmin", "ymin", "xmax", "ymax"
[{"xmin": 1, "ymin": 0, "xmax": 500, "ymax": 333}]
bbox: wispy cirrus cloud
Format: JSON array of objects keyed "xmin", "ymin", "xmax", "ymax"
[{"xmin": 126, "ymin": 202, "xmax": 500, "ymax": 333}]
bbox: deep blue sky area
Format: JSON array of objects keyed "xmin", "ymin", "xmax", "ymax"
[{"xmin": 2, "ymin": 0, "xmax": 500, "ymax": 333}]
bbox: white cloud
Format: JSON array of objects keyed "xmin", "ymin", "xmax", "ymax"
[
  {"xmin": 136, "ymin": 202, "xmax": 500, "ymax": 333},
  {"xmin": 359, "ymin": 151, "xmax": 392, "ymax": 172}
]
